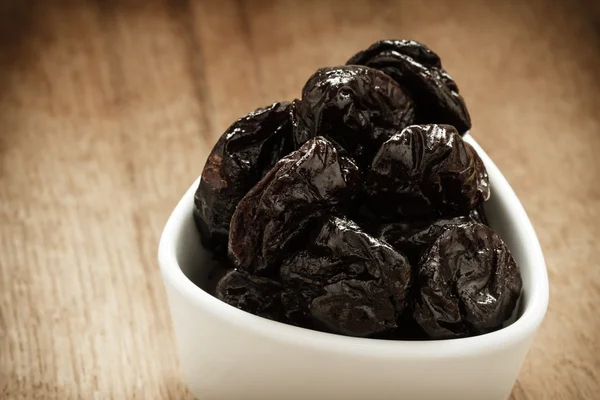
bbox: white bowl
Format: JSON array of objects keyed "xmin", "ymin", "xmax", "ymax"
[{"xmin": 158, "ymin": 134, "xmax": 549, "ymax": 400}]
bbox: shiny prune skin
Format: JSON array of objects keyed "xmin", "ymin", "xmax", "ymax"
[
  {"xmin": 347, "ymin": 40, "xmax": 471, "ymax": 134},
  {"xmin": 215, "ymin": 270, "xmax": 282, "ymax": 321},
  {"xmin": 279, "ymin": 216, "xmax": 412, "ymax": 337},
  {"xmin": 295, "ymin": 66, "xmax": 415, "ymax": 167},
  {"xmin": 194, "ymin": 102, "xmax": 297, "ymax": 255},
  {"xmin": 413, "ymin": 222, "xmax": 522, "ymax": 339},
  {"xmin": 376, "ymin": 215, "xmax": 475, "ymax": 265},
  {"xmin": 228, "ymin": 137, "xmax": 361, "ymax": 275},
  {"xmin": 365, "ymin": 124, "xmax": 489, "ymax": 221}
]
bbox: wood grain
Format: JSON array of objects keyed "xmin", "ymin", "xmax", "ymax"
[{"xmin": 0, "ymin": 0, "xmax": 598, "ymax": 398}]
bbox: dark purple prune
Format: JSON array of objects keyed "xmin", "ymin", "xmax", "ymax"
[
  {"xmin": 194, "ymin": 101, "xmax": 297, "ymax": 255},
  {"xmin": 279, "ymin": 215, "xmax": 412, "ymax": 337},
  {"xmin": 365, "ymin": 124, "xmax": 489, "ymax": 221},
  {"xmin": 376, "ymin": 215, "xmax": 475, "ymax": 264},
  {"xmin": 413, "ymin": 222, "xmax": 522, "ymax": 339},
  {"xmin": 347, "ymin": 40, "xmax": 471, "ymax": 134},
  {"xmin": 228, "ymin": 137, "xmax": 361, "ymax": 275},
  {"xmin": 215, "ymin": 269, "xmax": 282, "ymax": 321},
  {"xmin": 294, "ymin": 66, "xmax": 415, "ymax": 166}
]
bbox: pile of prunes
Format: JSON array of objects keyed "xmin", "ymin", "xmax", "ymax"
[{"xmin": 193, "ymin": 40, "xmax": 522, "ymax": 340}]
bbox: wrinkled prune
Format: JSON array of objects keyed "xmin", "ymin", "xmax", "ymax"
[
  {"xmin": 279, "ymin": 215, "xmax": 412, "ymax": 337},
  {"xmin": 365, "ymin": 124, "xmax": 489, "ymax": 221},
  {"xmin": 215, "ymin": 270, "xmax": 282, "ymax": 321},
  {"xmin": 194, "ymin": 102, "xmax": 297, "ymax": 255},
  {"xmin": 295, "ymin": 66, "xmax": 415, "ymax": 166},
  {"xmin": 413, "ymin": 222, "xmax": 522, "ymax": 339},
  {"xmin": 228, "ymin": 137, "xmax": 361, "ymax": 275},
  {"xmin": 376, "ymin": 215, "xmax": 474, "ymax": 264},
  {"xmin": 347, "ymin": 40, "xmax": 471, "ymax": 134}
]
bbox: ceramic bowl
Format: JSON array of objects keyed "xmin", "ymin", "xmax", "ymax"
[{"xmin": 158, "ymin": 134, "xmax": 549, "ymax": 400}]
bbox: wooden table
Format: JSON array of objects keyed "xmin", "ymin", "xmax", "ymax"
[{"xmin": 1, "ymin": 0, "xmax": 598, "ymax": 398}]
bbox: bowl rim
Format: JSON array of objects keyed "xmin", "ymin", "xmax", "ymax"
[{"xmin": 158, "ymin": 134, "xmax": 549, "ymax": 358}]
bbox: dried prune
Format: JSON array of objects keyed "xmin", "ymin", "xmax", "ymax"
[
  {"xmin": 194, "ymin": 102, "xmax": 297, "ymax": 255},
  {"xmin": 365, "ymin": 124, "xmax": 489, "ymax": 221},
  {"xmin": 215, "ymin": 270, "xmax": 282, "ymax": 321},
  {"xmin": 413, "ymin": 222, "xmax": 522, "ymax": 339},
  {"xmin": 228, "ymin": 137, "xmax": 361, "ymax": 275},
  {"xmin": 376, "ymin": 215, "xmax": 474, "ymax": 264},
  {"xmin": 279, "ymin": 215, "xmax": 412, "ymax": 337},
  {"xmin": 295, "ymin": 66, "xmax": 415, "ymax": 166},
  {"xmin": 347, "ymin": 40, "xmax": 471, "ymax": 134}
]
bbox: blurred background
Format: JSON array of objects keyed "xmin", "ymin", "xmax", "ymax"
[{"xmin": 1, "ymin": 0, "xmax": 598, "ymax": 399}]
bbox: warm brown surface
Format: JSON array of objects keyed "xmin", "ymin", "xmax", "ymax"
[{"xmin": 1, "ymin": 0, "xmax": 599, "ymax": 399}]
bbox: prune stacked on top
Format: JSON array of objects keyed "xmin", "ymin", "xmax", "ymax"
[
  {"xmin": 228, "ymin": 137, "xmax": 361, "ymax": 276},
  {"xmin": 364, "ymin": 124, "xmax": 489, "ymax": 222},
  {"xmin": 193, "ymin": 39, "xmax": 522, "ymax": 340},
  {"xmin": 294, "ymin": 66, "xmax": 415, "ymax": 167},
  {"xmin": 346, "ymin": 39, "xmax": 471, "ymax": 134},
  {"xmin": 194, "ymin": 102, "xmax": 297, "ymax": 256}
]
